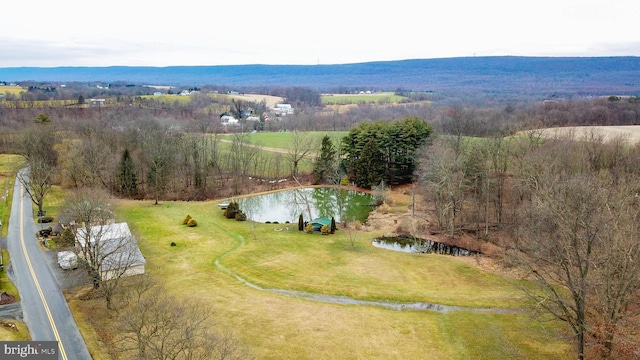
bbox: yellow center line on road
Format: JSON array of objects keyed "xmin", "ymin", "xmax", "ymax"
[{"xmin": 19, "ymin": 185, "xmax": 69, "ymax": 360}]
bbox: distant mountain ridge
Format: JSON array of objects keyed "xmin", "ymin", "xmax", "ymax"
[{"xmin": 1, "ymin": 56, "xmax": 639, "ymax": 96}]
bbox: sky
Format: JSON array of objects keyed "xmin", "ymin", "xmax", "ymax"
[{"xmin": 2, "ymin": 0, "xmax": 639, "ymax": 67}]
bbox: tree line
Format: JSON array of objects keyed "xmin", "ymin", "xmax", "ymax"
[{"xmin": 416, "ymin": 128, "xmax": 640, "ymax": 359}]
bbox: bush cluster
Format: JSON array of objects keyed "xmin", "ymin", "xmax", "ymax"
[
  {"xmin": 224, "ymin": 201, "xmax": 246, "ymax": 221},
  {"xmin": 182, "ymin": 214, "xmax": 197, "ymax": 227}
]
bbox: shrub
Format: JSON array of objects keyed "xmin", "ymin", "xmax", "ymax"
[
  {"xmin": 330, "ymin": 217, "xmax": 336, "ymax": 234},
  {"xmin": 396, "ymin": 219, "xmax": 412, "ymax": 235},
  {"xmin": 235, "ymin": 212, "xmax": 247, "ymax": 221},
  {"xmin": 265, "ymin": 221, "xmax": 271, "ymax": 224},
  {"xmin": 305, "ymin": 223, "xmax": 314, "ymax": 233},
  {"xmin": 321, "ymin": 225, "xmax": 330, "ymax": 235},
  {"xmin": 60, "ymin": 227, "xmax": 76, "ymax": 246},
  {"xmin": 183, "ymin": 214, "xmax": 192, "ymax": 225},
  {"xmin": 378, "ymin": 203, "xmax": 391, "ymax": 214},
  {"xmin": 187, "ymin": 219, "xmax": 197, "ymax": 227},
  {"xmin": 273, "ymin": 221, "xmax": 279, "ymax": 224},
  {"xmin": 224, "ymin": 201, "xmax": 241, "ymax": 219},
  {"xmin": 298, "ymin": 214, "xmax": 304, "ymax": 231},
  {"xmin": 38, "ymin": 216, "xmax": 54, "ymax": 223},
  {"xmin": 170, "ymin": 242, "xmax": 177, "ymax": 246}
]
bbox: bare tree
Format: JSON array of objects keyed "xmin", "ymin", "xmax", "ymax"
[
  {"xmin": 344, "ymin": 218, "xmax": 361, "ymax": 248},
  {"xmin": 286, "ymin": 130, "xmax": 315, "ymax": 178},
  {"xmin": 116, "ymin": 281, "xmax": 251, "ymax": 360},
  {"xmin": 18, "ymin": 122, "xmax": 58, "ymax": 214},
  {"xmin": 513, "ymin": 172, "xmax": 640, "ymax": 359},
  {"xmin": 61, "ymin": 189, "xmax": 145, "ymax": 309},
  {"xmin": 18, "ymin": 158, "xmax": 54, "ymax": 215},
  {"xmin": 416, "ymin": 141, "xmax": 466, "ymax": 237}
]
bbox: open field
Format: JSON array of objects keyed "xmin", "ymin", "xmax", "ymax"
[
  {"xmin": 523, "ymin": 125, "xmax": 640, "ymax": 143},
  {"xmin": 226, "ymin": 93, "xmax": 284, "ymax": 107},
  {"xmin": 219, "ymin": 131, "xmax": 347, "ymax": 150},
  {"xmin": 139, "ymin": 94, "xmax": 192, "ymax": 104},
  {"xmin": 321, "ymin": 92, "xmax": 408, "ymax": 105},
  {"xmin": 63, "ymin": 190, "xmax": 572, "ymax": 359},
  {"xmin": 0, "ymin": 85, "xmax": 24, "ymax": 96}
]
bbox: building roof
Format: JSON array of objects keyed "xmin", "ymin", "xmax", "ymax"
[
  {"xmin": 310, "ymin": 217, "xmax": 332, "ymax": 227},
  {"xmin": 76, "ymin": 222, "xmax": 146, "ymax": 270}
]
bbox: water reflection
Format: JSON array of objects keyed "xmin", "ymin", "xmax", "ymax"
[
  {"xmin": 372, "ymin": 236, "xmax": 479, "ymax": 256},
  {"xmin": 236, "ymin": 187, "xmax": 374, "ymax": 223}
]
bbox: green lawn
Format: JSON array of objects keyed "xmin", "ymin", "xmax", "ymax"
[
  {"xmin": 104, "ymin": 196, "xmax": 572, "ymax": 360},
  {"xmin": 219, "ymin": 131, "xmax": 348, "ymax": 150},
  {"xmin": 215, "ymin": 131, "xmax": 348, "ymax": 177},
  {"xmin": 0, "ymin": 155, "xmax": 24, "ymax": 237}
]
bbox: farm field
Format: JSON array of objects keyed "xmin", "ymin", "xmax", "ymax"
[
  {"xmin": 226, "ymin": 93, "xmax": 284, "ymax": 107},
  {"xmin": 0, "ymin": 85, "xmax": 24, "ymax": 96},
  {"xmin": 321, "ymin": 92, "xmax": 408, "ymax": 105},
  {"xmin": 64, "ymin": 191, "xmax": 571, "ymax": 359},
  {"xmin": 523, "ymin": 125, "xmax": 640, "ymax": 143},
  {"xmin": 219, "ymin": 131, "xmax": 348, "ymax": 150}
]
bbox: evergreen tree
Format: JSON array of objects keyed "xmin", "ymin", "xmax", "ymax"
[
  {"xmin": 118, "ymin": 148, "xmax": 138, "ymax": 198},
  {"xmin": 312, "ymin": 135, "xmax": 338, "ymax": 184},
  {"xmin": 298, "ymin": 214, "xmax": 304, "ymax": 231},
  {"xmin": 342, "ymin": 117, "xmax": 433, "ymax": 186},
  {"xmin": 354, "ymin": 138, "xmax": 384, "ymax": 188}
]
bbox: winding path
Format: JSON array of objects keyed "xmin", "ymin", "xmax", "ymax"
[{"xmin": 213, "ymin": 231, "xmax": 520, "ymax": 314}]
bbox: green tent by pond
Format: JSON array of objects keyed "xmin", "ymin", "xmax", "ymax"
[{"xmin": 310, "ymin": 217, "xmax": 332, "ymax": 231}]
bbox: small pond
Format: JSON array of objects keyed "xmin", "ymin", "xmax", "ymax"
[
  {"xmin": 234, "ymin": 187, "xmax": 375, "ymax": 223},
  {"xmin": 372, "ymin": 235, "xmax": 479, "ymax": 256}
]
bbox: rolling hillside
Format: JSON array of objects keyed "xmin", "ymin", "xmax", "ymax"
[{"xmin": 1, "ymin": 56, "xmax": 639, "ymax": 96}]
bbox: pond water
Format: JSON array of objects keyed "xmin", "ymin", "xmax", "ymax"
[
  {"xmin": 372, "ymin": 235, "xmax": 479, "ymax": 256},
  {"xmin": 234, "ymin": 187, "xmax": 375, "ymax": 223}
]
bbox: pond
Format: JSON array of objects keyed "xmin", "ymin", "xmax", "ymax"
[
  {"xmin": 233, "ymin": 187, "xmax": 375, "ymax": 223},
  {"xmin": 372, "ymin": 235, "xmax": 479, "ymax": 256}
]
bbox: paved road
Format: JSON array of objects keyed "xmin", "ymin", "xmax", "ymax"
[{"xmin": 7, "ymin": 169, "xmax": 92, "ymax": 360}]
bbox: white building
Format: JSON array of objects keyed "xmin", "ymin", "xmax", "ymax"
[
  {"xmin": 76, "ymin": 222, "xmax": 146, "ymax": 280},
  {"xmin": 272, "ymin": 103, "xmax": 294, "ymax": 116}
]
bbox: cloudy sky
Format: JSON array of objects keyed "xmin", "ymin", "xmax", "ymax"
[{"xmin": 2, "ymin": 0, "xmax": 639, "ymax": 67}]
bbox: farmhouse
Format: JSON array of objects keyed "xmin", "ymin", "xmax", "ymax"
[
  {"xmin": 221, "ymin": 115, "xmax": 239, "ymax": 126},
  {"xmin": 271, "ymin": 103, "xmax": 294, "ymax": 116},
  {"xmin": 76, "ymin": 222, "xmax": 146, "ymax": 280},
  {"xmin": 89, "ymin": 98, "xmax": 105, "ymax": 106}
]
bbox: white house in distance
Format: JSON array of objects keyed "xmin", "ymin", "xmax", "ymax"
[
  {"xmin": 76, "ymin": 222, "xmax": 146, "ymax": 280},
  {"xmin": 271, "ymin": 103, "xmax": 294, "ymax": 116}
]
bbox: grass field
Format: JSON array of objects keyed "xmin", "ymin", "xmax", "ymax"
[
  {"xmin": 63, "ymin": 192, "xmax": 573, "ymax": 359},
  {"xmin": 321, "ymin": 92, "xmax": 408, "ymax": 105},
  {"xmin": 0, "ymin": 155, "xmax": 25, "ymax": 237},
  {"xmin": 530, "ymin": 125, "xmax": 640, "ymax": 143},
  {"xmin": 0, "ymin": 85, "xmax": 25, "ymax": 96},
  {"xmin": 219, "ymin": 131, "xmax": 348, "ymax": 150},
  {"xmin": 139, "ymin": 94, "xmax": 192, "ymax": 104}
]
